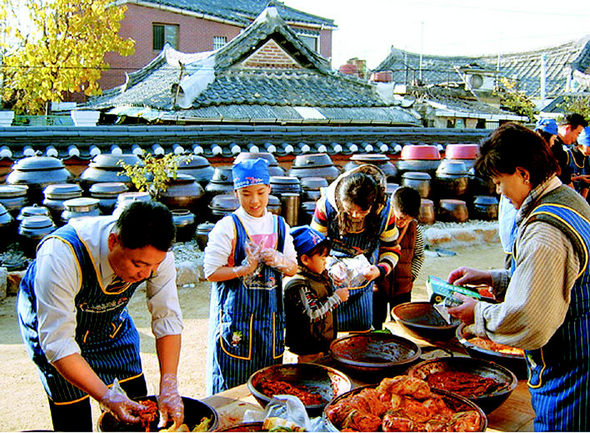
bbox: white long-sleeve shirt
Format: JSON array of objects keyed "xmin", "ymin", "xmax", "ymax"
[
  {"xmin": 34, "ymin": 216, "xmax": 183, "ymax": 363},
  {"xmin": 203, "ymin": 207, "xmax": 297, "ymax": 278}
]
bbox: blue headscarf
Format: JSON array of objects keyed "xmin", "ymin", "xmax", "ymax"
[{"xmin": 232, "ymin": 158, "xmax": 270, "ymax": 190}]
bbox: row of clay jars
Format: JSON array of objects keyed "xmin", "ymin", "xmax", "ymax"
[{"xmin": 418, "ymin": 195, "xmax": 499, "ymax": 225}]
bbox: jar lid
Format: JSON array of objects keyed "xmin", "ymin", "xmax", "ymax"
[
  {"xmin": 473, "ymin": 195, "xmax": 499, "ymax": 205},
  {"xmin": 172, "ymin": 209, "xmax": 195, "ymax": 226},
  {"xmin": 299, "ymin": 177, "xmax": 328, "ymax": 190},
  {"xmin": 177, "ymin": 155, "xmax": 211, "ymax": 169},
  {"xmin": 63, "ymin": 197, "xmax": 100, "ymax": 211},
  {"xmin": 89, "ymin": 182, "xmax": 129, "ymax": 196},
  {"xmin": 270, "ymin": 176, "xmax": 300, "ymax": 185},
  {"xmin": 18, "ymin": 205, "xmax": 50, "ymax": 219},
  {"xmin": 21, "ymin": 215, "xmax": 54, "ymax": 229},
  {"xmin": 116, "ymin": 192, "xmax": 151, "ymax": 205},
  {"xmin": 211, "ymin": 167, "xmax": 233, "ymax": 183},
  {"xmin": 44, "ymin": 183, "xmax": 83, "ymax": 199},
  {"xmin": 89, "ymin": 154, "xmax": 142, "ymax": 170},
  {"xmin": 234, "ymin": 152, "xmax": 278, "ymax": 166},
  {"xmin": 0, "ymin": 184, "xmax": 28, "ymax": 198},
  {"xmin": 402, "ymin": 172, "xmax": 432, "ymax": 180},
  {"xmin": 12, "ymin": 156, "xmax": 65, "ymax": 171},
  {"xmin": 209, "ymin": 194, "xmax": 239, "ymax": 211},
  {"xmin": 293, "ymin": 153, "xmax": 333, "ymax": 167},
  {"xmin": 350, "ymin": 154, "xmax": 390, "ymax": 163}
]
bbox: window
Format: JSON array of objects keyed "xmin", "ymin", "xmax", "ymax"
[
  {"xmin": 297, "ymin": 34, "xmax": 318, "ymax": 52},
  {"xmin": 213, "ymin": 36, "xmax": 227, "ymax": 50},
  {"xmin": 153, "ymin": 24, "xmax": 179, "ymax": 50}
]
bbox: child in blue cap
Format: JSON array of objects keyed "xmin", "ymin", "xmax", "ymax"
[
  {"xmin": 535, "ymin": 118, "xmax": 573, "ymax": 187},
  {"xmin": 566, "ymin": 126, "xmax": 590, "ymax": 198},
  {"xmin": 203, "ymin": 158, "xmax": 297, "ymax": 394},
  {"xmin": 284, "ymin": 225, "xmax": 349, "ymax": 363}
]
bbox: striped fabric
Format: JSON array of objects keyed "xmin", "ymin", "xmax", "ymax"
[
  {"xmin": 17, "ymin": 225, "xmax": 144, "ymax": 404},
  {"xmin": 207, "ymin": 213, "xmax": 286, "ymax": 395},
  {"xmin": 517, "ymin": 203, "xmax": 590, "ymax": 431},
  {"xmin": 310, "ymin": 196, "xmax": 398, "ymax": 331}
]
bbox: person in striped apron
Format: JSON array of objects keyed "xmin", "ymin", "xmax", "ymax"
[
  {"xmin": 204, "ymin": 158, "xmax": 297, "ymax": 395},
  {"xmin": 447, "ymin": 123, "xmax": 590, "ymax": 431},
  {"xmin": 17, "ymin": 201, "xmax": 184, "ymax": 431},
  {"xmin": 312, "ymin": 164, "xmax": 400, "ymax": 331}
]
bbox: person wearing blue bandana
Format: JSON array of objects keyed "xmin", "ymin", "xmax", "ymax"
[
  {"xmin": 204, "ymin": 158, "xmax": 297, "ymax": 394},
  {"xmin": 17, "ymin": 201, "xmax": 184, "ymax": 431},
  {"xmin": 447, "ymin": 123, "xmax": 590, "ymax": 431}
]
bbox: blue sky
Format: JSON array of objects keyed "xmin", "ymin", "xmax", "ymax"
[{"xmin": 285, "ymin": 0, "xmax": 590, "ymax": 68}]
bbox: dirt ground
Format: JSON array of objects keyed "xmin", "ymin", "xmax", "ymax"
[{"xmin": 0, "ymin": 243, "xmax": 504, "ymax": 431}]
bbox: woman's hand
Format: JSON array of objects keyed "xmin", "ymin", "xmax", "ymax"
[
  {"xmin": 447, "ymin": 293, "xmax": 477, "ymax": 325},
  {"xmin": 363, "ymin": 265, "xmax": 381, "ymax": 282},
  {"xmin": 447, "ymin": 267, "xmax": 492, "ymax": 287}
]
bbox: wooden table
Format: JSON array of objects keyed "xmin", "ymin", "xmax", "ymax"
[{"xmin": 202, "ymin": 323, "xmax": 536, "ymax": 431}]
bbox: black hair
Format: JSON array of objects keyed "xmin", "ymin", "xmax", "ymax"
[
  {"xmin": 392, "ymin": 186, "xmax": 421, "ymax": 219},
  {"xmin": 335, "ymin": 171, "xmax": 386, "ymax": 237},
  {"xmin": 559, "ymin": 113, "xmax": 588, "ymax": 128},
  {"xmin": 115, "ymin": 200, "xmax": 175, "ymax": 251},
  {"xmin": 475, "ymin": 122, "xmax": 558, "ymax": 188},
  {"xmin": 535, "ymin": 129, "xmax": 554, "ymax": 145}
]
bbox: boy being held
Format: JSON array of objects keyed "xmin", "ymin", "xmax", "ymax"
[
  {"xmin": 284, "ymin": 225, "xmax": 349, "ymax": 363},
  {"xmin": 204, "ymin": 158, "xmax": 298, "ymax": 394}
]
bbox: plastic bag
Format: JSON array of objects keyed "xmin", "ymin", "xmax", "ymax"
[
  {"xmin": 326, "ymin": 254, "xmax": 372, "ymax": 288},
  {"xmin": 240, "ymin": 240, "xmax": 265, "ymax": 289}
]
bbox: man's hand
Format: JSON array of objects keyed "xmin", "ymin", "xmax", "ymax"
[
  {"xmin": 99, "ymin": 386, "xmax": 146, "ymax": 424},
  {"xmin": 447, "ymin": 267, "xmax": 492, "ymax": 287},
  {"xmin": 447, "ymin": 293, "xmax": 477, "ymax": 325},
  {"xmin": 157, "ymin": 373, "xmax": 184, "ymax": 428}
]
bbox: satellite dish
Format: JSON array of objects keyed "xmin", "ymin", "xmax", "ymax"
[{"xmin": 469, "ymin": 74, "xmax": 484, "ymax": 89}]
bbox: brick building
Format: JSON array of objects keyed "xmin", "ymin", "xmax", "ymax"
[{"xmin": 101, "ymin": 0, "xmax": 335, "ymax": 90}]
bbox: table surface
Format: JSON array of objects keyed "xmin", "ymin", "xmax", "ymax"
[{"xmin": 202, "ymin": 322, "xmax": 535, "ymax": 432}]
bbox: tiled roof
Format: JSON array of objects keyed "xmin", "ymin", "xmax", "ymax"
[
  {"xmin": 0, "ymin": 125, "xmax": 491, "ymax": 160},
  {"xmin": 121, "ymin": 0, "xmax": 335, "ymax": 28},
  {"xmin": 374, "ymin": 36, "xmax": 590, "ymax": 98},
  {"xmin": 87, "ymin": 7, "xmax": 420, "ymax": 126}
]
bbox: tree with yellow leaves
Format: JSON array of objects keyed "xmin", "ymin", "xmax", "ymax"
[{"xmin": 0, "ymin": 0, "xmax": 134, "ymax": 114}]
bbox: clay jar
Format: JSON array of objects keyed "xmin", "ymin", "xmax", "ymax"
[
  {"xmin": 345, "ymin": 154, "xmax": 398, "ymax": 183},
  {"xmin": 19, "ymin": 215, "xmax": 56, "ymax": 258},
  {"xmin": 234, "ymin": 152, "xmax": 285, "ymax": 177},
  {"xmin": 397, "ymin": 145, "xmax": 441, "ymax": 176},
  {"xmin": 7, "ymin": 156, "xmax": 73, "ymax": 204},
  {"xmin": 176, "ymin": 155, "xmax": 215, "ymax": 189},
  {"xmin": 402, "ymin": 172, "xmax": 431, "ymax": 199},
  {"xmin": 43, "ymin": 183, "xmax": 83, "ymax": 224},
  {"xmin": 113, "ymin": 191, "xmax": 152, "ymax": 217},
  {"xmin": 0, "ymin": 185, "xmax": 28, "ymax": 217},
  {"xmin": 17, "ymin": 204, "xmax": 51, "ymax": 221},
  {"xmin": 300, "ymin": 177, "xmax": 328, "ymax": 202},
  {"xmin": 438, "ymin": 199, "xmax": 469, "ymax": 223},
  {"xmin": 209, "ymin": 194, "xmax": 239, "ymax": 222},
  {"xmin": 472, "ymin": 196, "xmax": 499, "ymax": 221},
  {"xmin": 0, "ymin": 203, "xmax": 15, "ymax": 248},
  {"xmin": 205, "ymin": 167, "xmax": 234, "ymax": 198},
  {"xmin": 289, "ymin": 153, "xmax": 340, "ymax": 182},
  {"xmin": 195, "ymin": 222, "xmax": 215, "ymax": 250},
  {"xmin": 89, "ymin": 182, "xmax": 129, "ymax": 215},
  {"xmin": 160, "ymin": 174, "xmax": 205, "ymax": 215},
  {"xmin": 61, "ymin": 197, "xmax": 100, "ymax": 224},
  {"xmin": 172, "ymin": 209, "xmax": 197, "ymax": 242},
  {"xmin": 418, "ymin": 199, "xmax": 435, "ymax": 225},
  {"xmin": 79, "ymin": 154, "xmax": 141, "ymax": 190},
  {"xmin": 434, "ymin": 160, "xmax": 470, "ymax": 199}
]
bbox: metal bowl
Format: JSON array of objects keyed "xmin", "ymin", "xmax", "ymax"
[
  {"xmin": 322, "ymin": 383, "xmax": 487, "ymax": 432},
  {"xmin": 391, "ymin": 301, "xmax": 460, "ymax": 341},
  {"xmin": 247, "ymin": 363, "xmax": 351, "ymax": 417},
  {"xmin": 97, "ymin": 395, "xmax": 219, "ymax": 432},
  {"xmin": 329, "ymin": 333, "xmax": 421, "ymax": 379},
  {"xmin": 456, "ymin": 323, "xmax": 527, "ymax": 379},
  {"xmin": 408, "ymin": 357, "xmax": 518, "ymax": 414}
]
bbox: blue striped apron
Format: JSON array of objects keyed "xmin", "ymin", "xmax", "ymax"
[
  {"xmin": 513, "ymin": 203, "xmax": 590, "ymax": 431},
  {"xmin": 206, "ymin": 214, "xmax": 286, "ymax": 395},
  {"xmin": 17, "ymin": 225, "xmax": 144, "ymax": 404},
  {"xmin": 325, "ymin": 198, "xmax": 391, "ymax": 331},
  {"xmin": 566, "ymin": 147, "xmax": 590, "ymax": 194}
]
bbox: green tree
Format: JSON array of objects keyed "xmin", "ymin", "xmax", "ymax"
[
  {"xmin": 0, "ymin": 0, "xmax": 134, "ymax": 114},
  {"xmin": 493, "ymin": 77, "xmax": 537, "ymax": 123},
  {"xmin": 119, "ymin": 153, "xmax": 187, "ymax": 200},
  {"xmin": 557, "ymin": 95, "xmax": 590, "ymax": 123}
]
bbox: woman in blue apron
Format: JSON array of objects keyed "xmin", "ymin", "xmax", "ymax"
[
  {"xmin": 447, "ymin": 123, "xmax": 590, "ymax": 431},
  {"xmin": 311, "ymin": 165, "xmax": 400, "ymax": 331},
  {"xmin": 204, "ymin": 158, "xmax": 298, "ymax": 395}
]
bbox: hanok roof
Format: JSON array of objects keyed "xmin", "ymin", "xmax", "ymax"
[
  {"xmin": 374, "ymin": 36, "xmax": 590, "ymax": 98},
  {"xmin": 117, "ymin": 0, "xmax": 336, "ymax": 28},
  {"xmin": 87, "ymin": 6, "xmax": 420, "ymax": 126}
]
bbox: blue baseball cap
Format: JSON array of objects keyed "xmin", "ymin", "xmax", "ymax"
[
  {"xmin": 290, "ymin": 225, "xmax": 327, "ymax": 256},
  {"xmin": 232, "ymin": 158, "xmax": 270, "ymax": 190},
  {"xmin": 535, "ymin": 118, "xmax": 558, "ymax": 136},
  {"xmin": 578, "ymin": 127, "xmax": 590, "ymax": 148}
]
